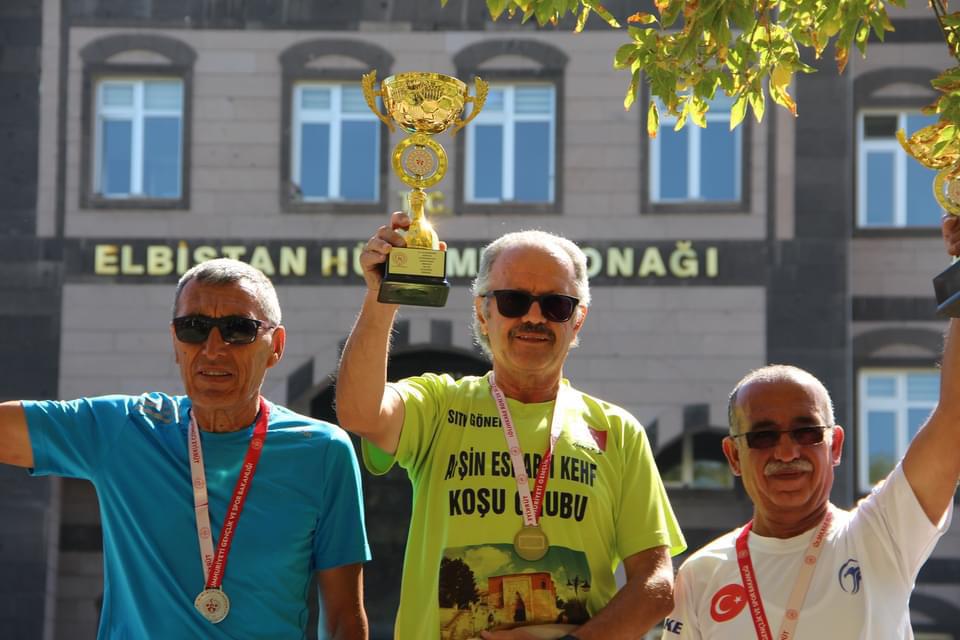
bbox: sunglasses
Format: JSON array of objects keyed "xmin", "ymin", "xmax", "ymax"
[
  {"xmin": 485, "ymin": 289, "xmax": 580, "ymax": 323},
  {"xmin": 731, "ymin": 425, "xmax": 831, "ymax": 450},
  {"xmin": 172, "ymin": 315, "xmax": 273, "ymax": 345}
]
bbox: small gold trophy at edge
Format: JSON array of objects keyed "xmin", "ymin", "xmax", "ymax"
[{"xmin": 362, "ymin": 70, "xmax": 487, "ymax": 307}]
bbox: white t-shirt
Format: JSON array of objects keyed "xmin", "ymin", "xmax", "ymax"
[{"xmin": 662, "ymin": 464, "xmax": 952, "ymax": 639}]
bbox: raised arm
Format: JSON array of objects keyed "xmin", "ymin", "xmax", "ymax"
[
  {"xmin": 902, "ymin": 216, "xmax": 960, "ymax": 524},
  {"xmin": 335, "ymin": 212, "xmax": 413, "ymax": 455},
  {"xmin": 0, "ymin": 401, "xmax": 33, "ymax": 468}
]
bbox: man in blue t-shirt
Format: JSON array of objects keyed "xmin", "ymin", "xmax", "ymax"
[{"xmin": 0, "ymin": 258, "xmax": 371, "ymax": 639}]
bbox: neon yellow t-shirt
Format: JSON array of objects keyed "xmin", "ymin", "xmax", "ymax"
[{"xmin": 363, "ymin": 373, "xmax": 686, "ymax": 640}]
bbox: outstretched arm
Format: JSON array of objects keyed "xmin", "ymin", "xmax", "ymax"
[
  {"xmin": 902, "ymin": 216, "xmax": 960, "ymax": 524},
  {"xmin": 0, "ymin": 402, "xmax": 33, "ymax": 468},
  {"xmin": 335, "ymin": 212, "xmax": 412, "ymax": 455},
  {"xmin": 480, "ymin": 546, "xmax": 674, "ymax": 640}
]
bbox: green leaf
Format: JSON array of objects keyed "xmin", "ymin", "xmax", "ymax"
[
  {"xmin": 575, "ymin": 5, "xmax": 590, "ymax": 32},
  {"xmin": 486, "ymin": 0, "xmax": 510, "ymax": 21},
  {"xmin": 647, "ymin": 99, "xmax": 660, "ymax": 138},
  {"xmin": 730, "ymin": 94, "xmax": 748, "ymax": 130},
  {"xmin": 624, "ymin": 69, "xmax": 640, "ymax": 110},
  {"xmin": 749, "ymin": 86, "xmax": 765, "ymax": 122},
  {"xmin": 614, "ymin": 43, "xmax": 638, "ymax": 69}
]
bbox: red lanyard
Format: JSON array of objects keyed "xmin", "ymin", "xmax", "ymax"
[
  {"xmin": 735, "ymin": 510, "xmax": 833, "ymax": 640},
  {"xmin": 189, "ymin": 397, "xmax": 269, "ymax": 589},
  {"xmin": 489, "ymin": 373, "xmax": 565, "ymax": 525}
]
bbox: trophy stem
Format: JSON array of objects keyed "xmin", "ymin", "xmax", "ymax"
[{"xmin": 405, "ymin": 189, "xmax": 439, "ymax": 250}]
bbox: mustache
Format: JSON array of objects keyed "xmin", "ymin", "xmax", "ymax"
[
  {"xmin": 509, "ymin": 322, "xmax": 555, "ymax": 340},
  {"xmin": 764, "ymin": 459, "xmax": 813, "ymax": 476}
]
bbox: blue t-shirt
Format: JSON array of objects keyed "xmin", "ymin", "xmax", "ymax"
[{"xmin": 25, "ymin": 393, "xmax": 371, "ymax": 640}]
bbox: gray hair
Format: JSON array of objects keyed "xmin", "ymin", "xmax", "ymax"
[
  {"xmin": 470, "ymin": 230, "xmax": 591, "ymax": 357},
  {"xmin": 172, "ymin": 258, "xmax": 281, "ymax": 325},
  {"xmin": 727, "ymin": 364, "xmax": 835, "ymax": 435}
]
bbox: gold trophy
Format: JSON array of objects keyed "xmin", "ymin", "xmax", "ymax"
[
  {"xmin": 362, "ymin": 71, "xmax": 487, "ymax": 307},
  {"xmin": 933, "ymin": 166, "xmax": 960, "ymax": 315}
]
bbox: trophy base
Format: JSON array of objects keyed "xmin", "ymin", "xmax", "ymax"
[
  {"xmin": 934, "ymin": 261, "xmax": 960, "ymax": 317},
  {"xmin": 378, "ymin": 275, "xmax": 450, "ymax": 307}
]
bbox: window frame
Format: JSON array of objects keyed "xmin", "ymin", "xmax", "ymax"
[
  {"xmin": 856, "ymin": 109, "xmax": 941, "ymax": 230},
  {"xmin": 658, "ymin": 430, "xmax": 735, "ymax": 491},
  {"xmin": 289, "ymin": 82, "xmax": 381, "ymax": 205},
  {"xmin": 279, "ymin": 39, "xmax": 393, "ymax": 214},
  {"xmin": 463, "ymin": 82, "xmax": 557, "ymax": 206},
  {"xmin": 640, "ymin": 92, "xmax": 751, "ymax": 214},
  {"xmin": 80, "ymin": 45, "xmax": 194, "ymax": 210},
  {"xmin": 92, "ymin": 77, "xmax": 185, "ymax": 201},
  {"xmin": 856, "ymin": 367, "xmax": 939, "ymax": 492}
]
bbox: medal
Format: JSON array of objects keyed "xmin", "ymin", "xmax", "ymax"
[
  {"xmin": 188, "ymin": 398, "xmax": 270, "ymax": 624},
  {"xmin": 491, "ymin": 373, "xmax": 568, "ymax": 562},
  {"xmin": 194, "ymin": 588, "xmax": 230, "ymax": 624},
  {"xmin": 514, "ymin": 524, "xmax": 550, "ymax": 561}
]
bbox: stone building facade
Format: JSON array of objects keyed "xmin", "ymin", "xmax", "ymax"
[{"xmin": 0, "ymin": 0, "xmax": 957, "ymax": 638}]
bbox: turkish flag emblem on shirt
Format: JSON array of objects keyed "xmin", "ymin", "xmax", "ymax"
[
  {"xmin": 587, "ymin": 427, "xmax": 607, "ymax": 452},
  {"xmin": 710, "ymin": 583, "xmax": 748, "ymax": 622}
]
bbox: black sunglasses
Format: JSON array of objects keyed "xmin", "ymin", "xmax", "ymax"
[
  {"xmin": 731, "ymin": 425, "xmax": 831, "ymax": 450},
  {"xmin": 485, "ymin": 289, "xmax": 580, "ymax": 323},
  {"xmin": 172, "ymin": 315, "xmax": 273, "ymax": 345}
]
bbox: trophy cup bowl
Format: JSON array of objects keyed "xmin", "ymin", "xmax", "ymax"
[
  {"xmin": 933, "ymin": 166, "xmax": 960, "ymax": 316},
  {"xmin": 362, "ymin": 70, "xmax": 487, "ymax": 307}
]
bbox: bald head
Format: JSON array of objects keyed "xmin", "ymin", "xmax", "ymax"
[{"xmin": 728, "ymin": 365, "xmax": 835, "ymax": 435}]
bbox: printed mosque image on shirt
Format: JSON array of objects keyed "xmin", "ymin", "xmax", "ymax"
[{"xmin": 438, "ymin": 543, "xmax": 592, "ymax": 640}]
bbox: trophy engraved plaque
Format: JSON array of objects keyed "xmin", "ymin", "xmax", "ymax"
[
  {"xmin": 362, "ymin": 71, "xmax": 487, "ymax": 307},
  {"xmin": 932, "ymin": 166, "xmax": 960, "ymax": 316}
]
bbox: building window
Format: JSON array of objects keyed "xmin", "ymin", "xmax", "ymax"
[
  {"xmin": 857, "ymin": 369, "xmax": 938, "ymax": 490},
  {"xmin": 93, "ymin": 79, "xmax": 183, "ymax": 199},
  {"xmin": 465, "ymin": 84, "xmax": 556, "ymax": 204},
  {"xmin": 858, "ymin": 111, "xmax": 940, "ymax": 228},
  {"xmin": 650, "ymin": 96, "xmax": 742, "ymax": 204},
  {"xmin": 658, "ymin": 431, "xmax": 733, "ymax": 490},
  {"xmin": 291, "ymin": 83, "xmax": 380, "ymax": 203}
]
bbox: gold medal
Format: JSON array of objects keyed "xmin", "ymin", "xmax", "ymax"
[
  {"xmin": 513, "ymin": 525, "xmax": 549, "ymax": 561},
  {"xmin": 194, "ymin": 588, "xmax": 230, "ymax": 624}
]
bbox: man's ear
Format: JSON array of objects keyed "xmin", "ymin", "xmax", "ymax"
[
  {"xmin": 572, "ymin": 306, "xmax": 588, "ymax": 333},
  {"xmin": 830, "ymin": 425, "xmax": 845, "ymax": 466},
  {"xmin": 474, "ymin": 297, "xmax": 488, "ymax": 335},
  {"xmin": 722, "ymin": 436, "xmax": 742, "ymax": 477},
  {"xmin": 268, "ymin": 325, "xmax": 286, "ymax": 368}
]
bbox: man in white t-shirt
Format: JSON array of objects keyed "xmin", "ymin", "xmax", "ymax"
[{"xmin": 662, "ymin": 220, "xmax": 960, "ymax": 639}]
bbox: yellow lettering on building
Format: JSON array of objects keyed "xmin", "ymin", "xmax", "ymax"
[
  {"xmin": 279, "ymin": 246, "xmax": 307, "ymax": 276},
  {"xmin": 194, "ymin": 246, "xmax": 218, "ymax": 263},
  {"xmin": 582, "ymin": 247, "xmax": 602, "ymax": 278},
  {"xmin": 94, "ymin": 244, "xmax": 119, "ymax": 275},
  {"xmin": 177, "ymin": 241, "xmax": 190, "ymax": 274},
  {"xmin": 638, "ymin": 247, "xmax": 667, "ymax": 277},
  {"xmin": 147, "ymin": 246, "xmax": 174, "ymax": 275},
  {"xmin": 249, "ymin": 246, "xmax": 275, "ymax": 275},
  {"xmin": 220, "ymin": 246, "xmax": 247, "ymax": 261},
  {"xmin": 322, "ymin": 246, "xmax": 349, "ymax": 277},
  {"xmin": 606, "ymin": 247, "xmax": 634, "ymax": 278},
  {"xmin": 121, "ymin": 245, "xmax": 144, "ymax": 275},
  {"xmin": 446, "ymin": 247, "xmax": 478, "ymax": 278}
]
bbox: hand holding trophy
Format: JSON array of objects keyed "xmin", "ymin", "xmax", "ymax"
[
  {"xmin": 362, "ymin": 71, "xmax": 487, "ymax": 307},
  {"xmin": 933, "ymin": 166, "xmax": 960, "ymax": 315}
]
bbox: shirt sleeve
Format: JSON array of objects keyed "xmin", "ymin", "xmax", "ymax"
[
  {"xmin": 661, "ymin": 563, "xmax": 701, "ymax": 639},
  {"xmin": 361, "ymin": 373, "xmax": 450, "ymax": 480},
  {"xmin": 312, "ymin": 429, "xmax": 373, "ymax": 571},
  {"xmin": 23, "ymin": 396, "xmax": 131, "ymax": 481},
  {"xmin": 855, "ymin": 462, "xmax": 952, "ymax": 583},
  {"xmin": 615, "ymin": 414, "xmax": 687, "ymax": 559}
]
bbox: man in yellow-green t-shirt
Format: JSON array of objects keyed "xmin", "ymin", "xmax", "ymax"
[{"xmin": 338, "ymin": 213, "xmax": 686, "ymax": 640}]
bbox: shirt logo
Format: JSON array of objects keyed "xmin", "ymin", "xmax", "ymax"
[
  {"xmin": 587, "ymin": 427, "xmax": 607, "ymax": 452},
  {"xmin": 838, "ymin": 558, "xmax": 862, "ymax": 594},
  {"xmin": 710, "ymin": 583, "xmax": 747, "ymax": 622}
]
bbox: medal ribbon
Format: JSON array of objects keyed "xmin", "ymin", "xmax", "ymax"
[
  {"xmin": 189, "ymin": 397, "xmax": 270, "ymax": 589},
  {"xmin": 489, "ymin": 373, "xmax": 566, "ymax": 526},
  {"xmin": 735, "ymin": 510, "xmax": 833, "ymax": 640}
]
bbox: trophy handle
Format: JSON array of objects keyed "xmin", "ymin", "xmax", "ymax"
[
  {"xmin": 934, "ymin": 166, "xmax": 960, "ymax": 216},
  {"xmin": 450, "ymin": 77, "xmax": 488, "ymax": 137},
  {"xmin": 361, "ymin": 70, "xmax": 395, "ymax": 134}
]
